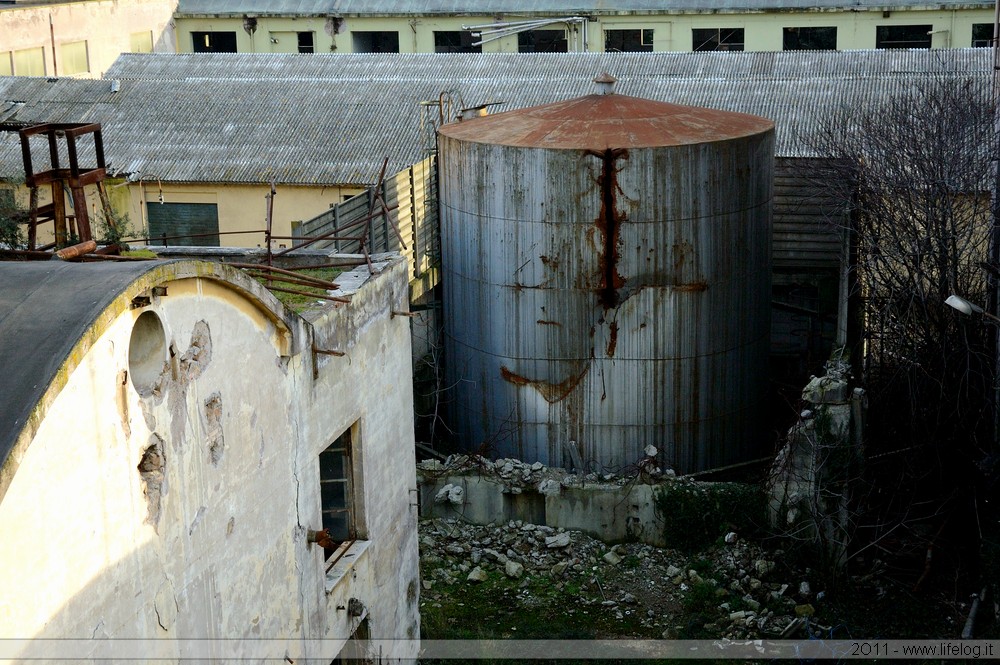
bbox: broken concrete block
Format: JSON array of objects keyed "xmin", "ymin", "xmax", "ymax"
[
  {"xmin": 644, "ymin": 445, "xmax": 657, "ymax": 457},
  {"xmin": 545, "ymin": 532, "xmax": 571, "ymax": 548},
  {"xmin": 434, "ymin": 484, "xmax": 464, "ymax": 505},
  {"xmin": 467, "ymin": 567, "xmax": 487, "ymax": 583},
  {"xmin": 537, "ymin": 479, "xmax": 561, "ymax": 496},
  {"xmin": 504, "ymin": 560, "xmax": 524, "ymax": 579},
  {"xmin": 802, "ymin": 375, "xmax": 850, "ymax": 404},
  {"xmin": 602, "ymin": 551, "xmax": 622, "ymax": 566},
  {"xmin": 550, "ymin": 561, "xmax": 569, "ymax": 576}
]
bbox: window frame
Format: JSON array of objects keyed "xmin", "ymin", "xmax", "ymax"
[
  {"xmin": 191, "ymin": 31, "xmax": 238, "ymax": 53},
  {"xmin": 972, "ymin": 23, "xmax": 993, "ymax": 48},
  {"xmin": 604, "ymin": 28, "xmax": 654, "ymax": 53},
  {"xmin": 351, "ymin": 31, "xmax": 400, "ymax": 53},
  {"xmin": 517, "ymin": 29, "xmax": 568, "ymax": 53},
  {"xmin": 692, "ymin": 27, "xmax": 745, "ymax": 52},
  {"xmin": 433, "ymin": 30, "xmax": 481, "ymax": 53},
  {"xmin": 318, "ymin": 422, "xmax": 366, "ymax": 570},
  {"xmin": 782, "ymin": 26, "xmax": 837, "ymax": 51},
  {"xmin": 297, "ymin": 31, "xmax": 315, "ymax": 53},
  {"xmin": 874, "ymin": 24, "xmax": 932, "ymax": 49}
]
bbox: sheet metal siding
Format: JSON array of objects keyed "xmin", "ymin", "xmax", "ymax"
[{"xmin": 439, "ymin": 129, "xmax": 773, "ymax": 473}]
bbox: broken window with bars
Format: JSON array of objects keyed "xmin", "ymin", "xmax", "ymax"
[{"xmin": 319, "ymin": 428, "xmax": 357, "ymax": 551}]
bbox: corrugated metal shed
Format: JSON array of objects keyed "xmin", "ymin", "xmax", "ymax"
[
  {"xmin": 176, "ymin": 0, "xmax": 992, "ymax": 15},
  {"xmin": 0, "ymin": 49, "xmax": 988, "ymax": 186}
]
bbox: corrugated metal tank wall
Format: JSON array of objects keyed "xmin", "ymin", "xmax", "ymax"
[{"xmin": 438, "ymin": 87, "xmax": 774, "ymax": 474}]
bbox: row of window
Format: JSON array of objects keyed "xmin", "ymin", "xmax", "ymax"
[
  {"xmin": 0, "ymin": 32, "xmax": 154, "ymax": 77},
  {"xmin": 0, "ymin": 42, "xmax": 89, "ymax": 76},
  {"xmin": 192, "ymin": 24, "xmax": 995, "ymax": 54}
]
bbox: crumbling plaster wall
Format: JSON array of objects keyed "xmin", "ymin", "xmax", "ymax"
[
  {"xmin": 0, "ymin": 0, "xmax": 177, "ymax": 77},
  {"xmin": 0, "ymin": 258, "xmax": 418, "ymax": 662}
]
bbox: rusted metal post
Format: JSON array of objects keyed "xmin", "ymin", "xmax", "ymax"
[
  {"xmin": 27, "ymin": 187, "xmax": 38, "ymax": 250},
  {"xmin": 54, "ymin": 239, "xmax": 97, "ymax": 260},
  {"xmin": 265, "ymin": 181, "xmax": 276, "ymax": 272},
  {"xmin": 51, "ymin": 181, "xmax": 66, "ymax": 247}
]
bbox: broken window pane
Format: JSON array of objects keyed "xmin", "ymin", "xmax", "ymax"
[
  {"xmin": 875, "ymin": 25, "xmax": 931, "ymax": 49},
  {"xmin": 297, "ymin": 31, "xmax": 314, "ymax": 53},
  {"xmin": 783, "ymin": 27, "xmax": 837, "ymax": 50},
  {"xmin": 605, "ymin": 29, "xmax": 653, "ymax": 52},
  {"xmin": 692, "ymin": 28, "xmax": 745, "ymax": 52},
  {"xmin": 972, "ymin": 23, "xmax": 993, "ymax": 47},
  {"xmin": 518, "ymin": 30, "xmax": 567, "ymax": 53},
  {"xmin": 319, "ymin": 429, "xmax": 354, "ymax": 544},
  {"xmin": 434, "ymin": 31, "xmax": 481, "ymax": 53},
  {"xmin": 352, "ymin": 31, "xmax": 400, "ymax": 53}
]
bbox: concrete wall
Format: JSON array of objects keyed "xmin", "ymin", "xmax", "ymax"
[
  {"xmin": 0, "ymin": 258, "xmax": 419, "ymax": 661},
  {"xmin": 419, "ymin": 472, "xmax": 667, "ymax": 547},
  {"xmin": 175, "ymin": 8, "xmax": 992, "ymax": 54},
  {"xmin": 0, "ymin": 0, "xmax": 178, "ymax": 78}
]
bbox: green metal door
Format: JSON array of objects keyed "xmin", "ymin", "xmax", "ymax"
[{"xmin": 146, "ymin": 202, "xmax": 220, "ymax": 247}]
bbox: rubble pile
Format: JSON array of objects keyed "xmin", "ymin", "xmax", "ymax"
[
  {"xmin": 418, "ymin": 452, "xmax": 674, "ymax": 494},
  {"xmin": 419, "ymin": 517, "xmax": 831, "ymax": 639}
]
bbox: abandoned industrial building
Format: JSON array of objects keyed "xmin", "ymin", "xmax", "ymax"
[
  {"xmin": 0, "ymin": 257, "xmax": 420, "ymax": 661},
  {"xmin": 173, "ymin": 0, "xmax": 993, "ymax": 54},
  {"xmin": 0, "ymin": 48, "xmax": 987, "ymax": 470},
  {"xmin": 2, "ymin": 10, "xmax": 997, "ymax": 649}
]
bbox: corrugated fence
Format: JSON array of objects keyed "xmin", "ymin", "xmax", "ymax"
[{"xmin": 296, "ymin": 155, "xmax": 438, "ymax": 281}]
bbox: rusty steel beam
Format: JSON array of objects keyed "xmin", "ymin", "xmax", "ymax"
[{"xmin": 54, "ymin": 240, "xmax": 97, "ymax": 261}]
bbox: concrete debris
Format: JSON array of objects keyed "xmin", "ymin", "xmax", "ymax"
[
  {"xmin": 417, "ymin": 452, "xmax": 674, "ymax": 493},
  {"xmin": 504, "ymin": 560, "xmax": 525, "ymax": 579},
  {"xmin": 418, "ymin": 517, "xmax": 825, "ymax": 641},
  {"xmin": 799, "ymin": 581, "xmax": 812, "ymax": 597},
  {"xmin": 435, "ymin": 484, "xmax": 464, "ymax": 505},
  {"xmin": 537, "ymin": 479, "xmax": 561, "ymax": 496},
  {"xmin": 545, "ymin": 532, "xmax": 571, "ymax": 548},
  {"xmin": 724, "ymin": 532, "xmax": 738, "ymax": 544}
]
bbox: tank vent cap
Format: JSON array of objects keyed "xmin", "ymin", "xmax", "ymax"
[{"xmin": 593, "ymin": 72, "xmax": 617, "ymax": 95}]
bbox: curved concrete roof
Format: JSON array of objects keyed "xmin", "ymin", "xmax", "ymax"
[
  {"xmin": 438, "ymin": 92, "xmax": 774, "ymax": 149},
  {"xmin": 0, "ymin": 259, "xmax": 298, "ymax": 501}
]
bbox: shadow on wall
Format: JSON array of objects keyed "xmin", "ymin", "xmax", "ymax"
[{"xmin": 10, "ymin": 538, "xmax": 343, "ymax": 662}]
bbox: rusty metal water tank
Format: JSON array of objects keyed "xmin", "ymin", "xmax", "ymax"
[{"xmin": 438, "ymin": 77, "xmax": 775, "ymax": 474}]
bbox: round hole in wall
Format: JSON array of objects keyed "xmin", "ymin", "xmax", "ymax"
[{"xmin": 128, "ymin": 310, "xmax": 167, "ymax": 394}]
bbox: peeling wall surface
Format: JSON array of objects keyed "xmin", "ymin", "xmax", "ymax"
[
  {"xmin": 0, "ymin": 0, "xmax": 177, "ymax": 78},
  {"xmin": 0, "ymin": 258, "xmax": 419, "ymax": 662},
  {"xmin": 439, "ymin": 92, "xmax": 774, "ymax": 474}
]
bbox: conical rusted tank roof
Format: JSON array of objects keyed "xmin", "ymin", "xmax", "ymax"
[{"xmin": 438, "ymin": 92, "xmax": 774, "ymax": 151}]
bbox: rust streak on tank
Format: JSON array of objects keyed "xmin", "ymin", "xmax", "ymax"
[
  {"xmin": 536, "ymin": 319, "xmax": 562, "ymax": 327},
  {"xmin": 587, "ymin": 147, "xmax": 628, "ymax": 309},
  {"xmin": 500, "ymin": 365, "xmax": 589, "ymax": 403},
  {"xmin": 606, "ymin": 320, "xmax": 619, "ymax": 357}
]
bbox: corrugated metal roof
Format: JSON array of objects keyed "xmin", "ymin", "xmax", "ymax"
[
  {"xmin": 176, "ymin": 0, "xmax": 992, "ymax": 15},
  {"xmin": 0, "ymin": 49, "xmax": 988, "ymax": 186},
  {"xmin": 439, "ymin": 93, "xmax": 774, "ymax": 149}
]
